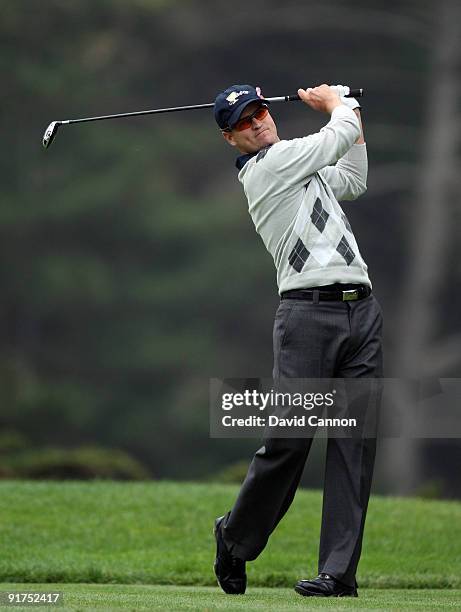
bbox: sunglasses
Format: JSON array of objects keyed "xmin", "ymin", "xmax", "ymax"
[{"xmin": 224, "ymin": 104, "xmax": 269, "ymax": 132}]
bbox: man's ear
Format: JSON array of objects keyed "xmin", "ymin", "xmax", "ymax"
[{"xmin": 222, "ymin": 131, "xmax": 237, "ymax": 147}]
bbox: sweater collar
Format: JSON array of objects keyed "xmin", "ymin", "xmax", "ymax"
[
  {"xmin": 235, "ymin": 151, "xmax": 258, "ymax": 171},
  {"xmin": 235, "ymin": 144, "xmax": 273, "ymax": 171}
]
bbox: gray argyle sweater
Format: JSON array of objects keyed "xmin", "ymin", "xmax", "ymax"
[{"xmin": 236, "ymin": 105, "xmax": 371, "ymax": 294}]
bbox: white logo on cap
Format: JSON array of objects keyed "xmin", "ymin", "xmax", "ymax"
[{"xmin": 226, "ymin": 90, "xmax": 250, "ymax": 105}]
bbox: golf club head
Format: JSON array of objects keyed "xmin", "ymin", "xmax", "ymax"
[{"xmin": 42, "ymin": 121, "xmax": 60, "ymax": 149}]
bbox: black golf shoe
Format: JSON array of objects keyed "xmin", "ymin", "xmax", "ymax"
[
  {"xmin": 214, "ymin": 514, "xmax": 246, "ymax": 594},
  {"xmin": 294, "ymin": 573, "xmax": 358, "ymax": 597}
]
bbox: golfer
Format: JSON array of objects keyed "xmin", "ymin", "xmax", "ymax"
[{"xmin": 212, "ymin": 84, "xmax": 383, "ymax": 598}]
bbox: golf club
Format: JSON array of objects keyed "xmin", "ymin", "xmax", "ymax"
[{"xmin": 42, "ymin": 85, "xmax": 364, "ymax": 149}]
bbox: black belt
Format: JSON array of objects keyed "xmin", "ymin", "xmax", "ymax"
[{"xmin": 281, "ymin": 284, "xmax": 371, "ymax": 302}]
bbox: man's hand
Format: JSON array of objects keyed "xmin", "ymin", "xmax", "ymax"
[{"xmin": 297, "ymin": 84, "xmax": 342, "ymax": 115}]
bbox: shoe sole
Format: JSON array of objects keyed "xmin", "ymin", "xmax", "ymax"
[
  {"xmin": 213, "ymin": 516, "xmax": 223, "ymax": 538},
  {"xmin": 213, "ymin": 516, "xmax": 224, "ymax": 588},
  {"xmin": 213, "ymin": 516, "xmax": 224, "ymax": 578},
  {"xmin": 294, "ymin": 584, "xmax": 358, "ymax": 597}
]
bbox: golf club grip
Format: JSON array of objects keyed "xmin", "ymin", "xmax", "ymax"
[
  {"xmin": 291, "ymin": 89, "xmax": 363, "ymax": 99},
  {"xmin": 266, "ymin": 88, "xmax": 363, "ymax": 104}
]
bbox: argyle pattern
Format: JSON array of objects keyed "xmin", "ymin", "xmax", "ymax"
[{"xmin": 288, "ymin": 197, "xmax": 356, "ymax": 274}]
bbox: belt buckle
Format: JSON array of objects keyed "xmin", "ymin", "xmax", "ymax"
[{"xmin": 342, "ymin": 289, "xmax": 359, "ymax": 301}]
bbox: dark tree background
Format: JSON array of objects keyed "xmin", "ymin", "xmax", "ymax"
[{"xmin": 1, "ymin": 0, "xmax": 460, "ymax": 495}]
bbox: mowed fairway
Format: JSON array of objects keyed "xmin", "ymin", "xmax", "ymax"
[
  {"xmin": 0, "ymin": 584, "xmax": 460, "ymax": 610},
  {"xmin": 0, "ymin": 481, "xmax": 460, "ymax": 609}
]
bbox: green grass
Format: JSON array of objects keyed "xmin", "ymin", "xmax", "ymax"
[
  {"xmin": 0, "ymin": 585, "xmax": 460, "ymax": 611},
  {"xmin": 0, "ymin": 480, "xmax": 460, "ymax": 590}
]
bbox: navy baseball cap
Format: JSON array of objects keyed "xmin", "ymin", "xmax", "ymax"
[{"xmin": 214, "ymin": 84, "xmax": 267, "ymax": 130}]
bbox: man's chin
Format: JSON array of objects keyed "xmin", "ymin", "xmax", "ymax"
[
  {"xmin": 258, "ymin": 131, "xmax": 278, "ymax": 146},
  {"xmin": 240, "ymin": 134, "xmax": 277, "ymax": 155}
]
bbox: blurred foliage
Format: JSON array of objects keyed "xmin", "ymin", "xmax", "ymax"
[
  {"xmin": 0, "ymin": 429, "xmax": 29, "ymax": 455},
  {"xmin": 0, "ymin": 0, "xmax": 459, "ymax": 494},
  {"xmin": 414, "ymin": 480, "xmax": 445, "ymax": 500},
  {"xmin": 3, "ymin": 445, "xmax": 150, "ymax": 480},
  {"xmin": 207, "ymin": 460, "xmax": 249, "ymax": 485},
  {"xmin": 1, "ymin": 0, "xmax": 274, "ymax": 480}
]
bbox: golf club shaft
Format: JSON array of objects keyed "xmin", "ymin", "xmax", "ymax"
[
  {"xmin": 55, "ymin": 88, "xmax": 364, "ymax": 126},
  {"xmin": 60, "ymin": 102, "xmax": 215, "ymax": 125},
  {"xmin": 42, "ymin": 86, "xmax": 364, "ymax": 148}
]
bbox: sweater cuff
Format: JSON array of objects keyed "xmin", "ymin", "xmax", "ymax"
[{"xmin": 331, "ymin": 105, "xmax": 356, "ymax": 120}]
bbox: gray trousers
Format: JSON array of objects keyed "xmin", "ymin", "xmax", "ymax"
[{"xmin": 222, "ymin": 293, "xmax": 383, "ymax": 587}]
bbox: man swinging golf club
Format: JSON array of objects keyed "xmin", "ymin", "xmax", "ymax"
[{"xmin": 212, "ymin": 84, "xmax": 383, "ymax": 598}]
